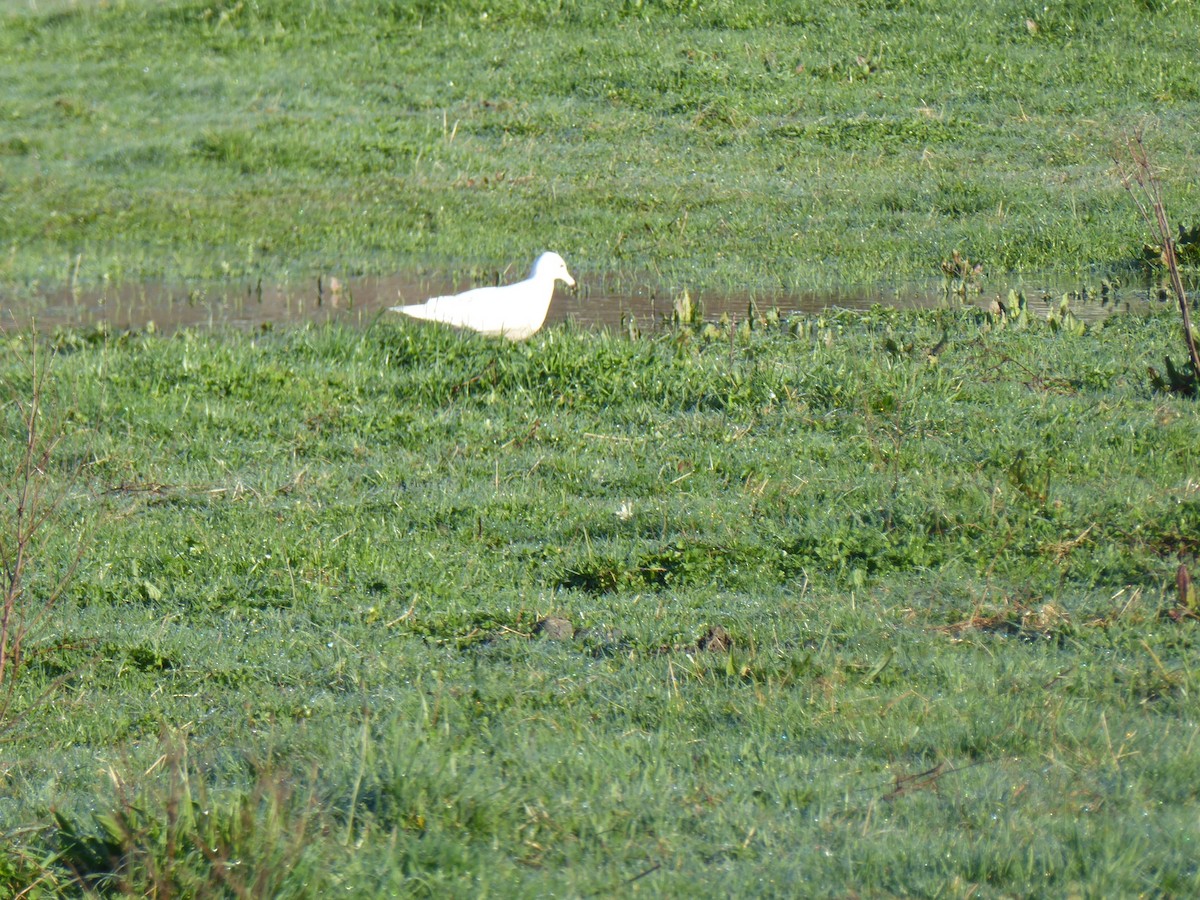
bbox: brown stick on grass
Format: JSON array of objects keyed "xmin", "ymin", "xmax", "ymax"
[{"xmin": 1117, "ymin": 129, "xmax": 1200, "ymax": 388}]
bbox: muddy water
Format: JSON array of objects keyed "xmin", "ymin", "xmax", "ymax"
[{"xmin": 0, "ymin": 270, "xmax": 1159, "ymax": 335}]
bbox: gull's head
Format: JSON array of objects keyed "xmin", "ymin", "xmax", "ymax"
[{"xmin": 532, "ymin": 251, "xmax": 575, "ymax": 288}]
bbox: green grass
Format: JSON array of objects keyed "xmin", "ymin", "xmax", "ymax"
[
  {"xmin": 3, "ymin": 304, "xmax": 1200, "ymax": 894},
  {"xmin": 1, "ymin": 0, "xmax": 1199, "ymax": 291},
  {"xmin": 3, "ymin": 1, "xmax": 1200, "ymax": 893}
]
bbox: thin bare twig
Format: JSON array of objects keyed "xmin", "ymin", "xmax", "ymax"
[
  {"xmin": 1116, "ymin": 129, "xmax": 1200, "ymax": 388},
  {"xmin": 0, "ymin": 331, "xmax": 86, "ymax": 720}
]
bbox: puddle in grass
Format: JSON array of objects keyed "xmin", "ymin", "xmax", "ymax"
[{"xmin": 0, "ymin": 269, "xmax": 1167, "ymax": 336}]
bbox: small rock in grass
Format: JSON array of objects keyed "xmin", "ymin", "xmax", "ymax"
[
  {"xmin": 698, "ymin": 625, "xmax": 732, "ymax": 653},
  {"xmin": 534, "ymin": 616, "xmax": 575, "ymax": 641}
]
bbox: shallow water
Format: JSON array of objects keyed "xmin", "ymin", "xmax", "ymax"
[{"xmin": 0, "ymin": 270, "xmax": 1164, "ymax": 335}]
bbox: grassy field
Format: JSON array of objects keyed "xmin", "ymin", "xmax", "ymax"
[
  {"xmin": 3, "ymin": 0, "xmax": 1200, "ymax": 896},
  {"xmin": 1, "ymin": 0, "xmax": 1199, "ymax": 292},
  {"xmin": 2, "ymin": 301, "xmax": 1200, "ymax": 895}
]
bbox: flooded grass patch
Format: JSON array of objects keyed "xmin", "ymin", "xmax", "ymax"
[{"xmin": 0, "ymin": 265, "xmax": 1168, "ymax": 336}]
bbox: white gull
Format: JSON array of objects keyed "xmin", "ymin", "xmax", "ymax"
[{"xmin": 390, "ymin": 252, "xmax": 575, "ymax": 340}]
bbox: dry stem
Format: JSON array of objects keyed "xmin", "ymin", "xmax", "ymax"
[
  {"xmin": 1116, "ymin": 129, "xmax": 1200, "ymax": 387},
  {"xmin": 0, "ymin": 333, "xmax": 79, "ymax": 699}
]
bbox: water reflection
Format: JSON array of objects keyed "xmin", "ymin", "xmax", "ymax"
[{"xmin": 0, "ymin": 269, "xmax": 1167, "ymax": 335}]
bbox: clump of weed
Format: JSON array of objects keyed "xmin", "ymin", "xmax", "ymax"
[
  {"xmin": 48, "ymin": 736, "xmax": 327, "ymax": 895},
  {"xmin": 1142, "ymin": 222, "xmax": 1200, "ymax": 271},
  {"xmin": 672, "ymin": 288, "xmax": 701, "ymax": 327},
  {"xmin": 940, "ymin": 250, "xmax": 983, "ymax": 301}
]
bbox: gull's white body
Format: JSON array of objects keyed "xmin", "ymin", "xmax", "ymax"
[{"xmin": 390, "ymin": 252, "xmax": 575, "ymax": 340}]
